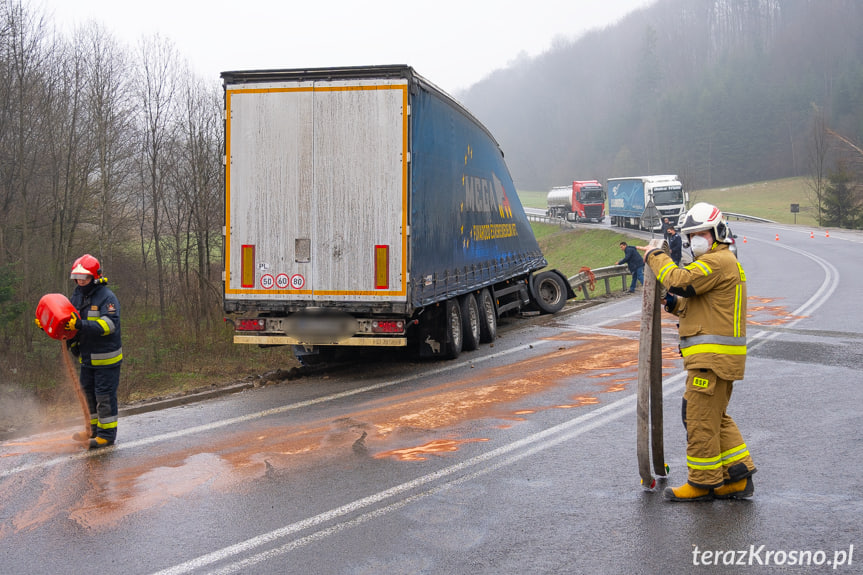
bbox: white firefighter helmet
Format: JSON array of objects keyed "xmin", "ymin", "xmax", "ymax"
[{"xmin": 679, "ymin": 202, "xmax": 731, "ymax": 243}]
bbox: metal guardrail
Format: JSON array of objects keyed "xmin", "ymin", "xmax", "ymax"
[
  {"xmin": 526, "ymin": 214, "xmax": 577, "ymax": 228},
  {"xmin": 723, "ymin": 212, "xmax": 775, "ymax": 223},
  {"xmin": 567, "ymin": 264, "xmax": 631, "ymax": 300}
]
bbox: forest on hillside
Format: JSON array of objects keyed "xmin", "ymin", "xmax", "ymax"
[{"xmin": 461, "ymin": 0, "xmax": 863, "ymax": 198}]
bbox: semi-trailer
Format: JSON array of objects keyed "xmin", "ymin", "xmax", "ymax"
[{"xmin": 221, "ymin": 65, "xmax": 575, "ymax": 364}]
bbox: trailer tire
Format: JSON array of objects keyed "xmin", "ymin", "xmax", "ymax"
[
  {"xmin": 443, "ymin": 298, "xmax": 463, "ymax": 359},
  {"xmin": 460, "ymin": 293, "xmax": 481, "ymax": 351},
  {"xmin": 532, "ymin": 271, "xmax": 568, "ymax": 314},
  {"xmin": 477, "ymin": 289, "xmax": 497, "ymax": 343}
]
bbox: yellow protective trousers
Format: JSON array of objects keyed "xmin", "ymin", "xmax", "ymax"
[{"xmin": 682, "ymin": 369, "xmax": 756, "ymax": 489}]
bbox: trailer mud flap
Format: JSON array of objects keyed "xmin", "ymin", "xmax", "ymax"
[
  {"xmin": 416, "ymin": 304, "xmax": 445, "ymax": 358},
  {"xmin": 415, "ymin": 302, "xmax": 463, "ymax": 359}
]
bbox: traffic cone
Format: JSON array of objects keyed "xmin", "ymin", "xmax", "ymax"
[
  {"xmin": 775, "ymin": 234, "xmax": 779, "ymax": 241},
  {"xmin": 826, "ymin": 230, "xmax": 830, "ymax": 238},
  {"xmin": 743, "ymin": 236, "xmax": 747, "ymax": 243},
  {"xmin": 810, "ymin": 231, "xmax": 814, "ymax": 239}
]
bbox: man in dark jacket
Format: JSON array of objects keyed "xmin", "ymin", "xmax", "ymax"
[
  {"xmin": 667, "ymin": 225, "xmax": 683, "ymax": 265},
  {"xmin": 67, "ymin": 254, "xmax": 123, "ymax": 449},
  {"xmin": 617, "ymin": 241, "xmax": 644, "ymax": 293}
]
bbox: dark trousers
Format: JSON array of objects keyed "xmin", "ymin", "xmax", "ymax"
[
  {"xmin": 79, "ymin": 364, "xmax": 121, "ymax": 442},
  {"xmin": 629, "ymin": 266, "xmax": 644, "ymax": 291}
]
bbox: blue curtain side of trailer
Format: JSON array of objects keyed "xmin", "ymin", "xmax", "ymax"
[
  {"xmin": 409, "ymin": 86, "xmax": 546, "ymax": 309},
  {"xmin": 608, "ymin": 179, "xmax": 646, "ymax": 218}
]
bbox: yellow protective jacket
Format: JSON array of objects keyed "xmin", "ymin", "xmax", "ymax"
[{"xmin": 644, "ymin": 243, "xmax": 747, "ymax": 381}]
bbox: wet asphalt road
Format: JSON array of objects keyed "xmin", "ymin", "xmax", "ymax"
[{"xmin": 1, "ymin": 221, "xmax": 861, "ymax": 574}]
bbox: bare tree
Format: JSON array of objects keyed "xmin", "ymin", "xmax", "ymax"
[
  {"xmin": 82, "ymin": 22, "xmax": 136, "ymax": 274},
  {"xmin": 174, "ymin": 74, "xmax": 223, "ymax": 333},
  {"xmin": 806, "ymin": 104, "xmax": 830, "ymax": 227},
  {"xmin": 42, "ymin": 25, "xmax": 94, "ymax": 290},
  {"xmin": 0, "ymin": 0, "xmax": 51, "ymax": 350},
  {"xmin": 135, "ymin": 33, "xmax": 179, "ymax": 319}
]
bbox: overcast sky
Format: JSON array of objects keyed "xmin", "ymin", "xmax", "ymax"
[{"xmin": 35, "ymin": 0, "xmax": 654, "ymax": 94}]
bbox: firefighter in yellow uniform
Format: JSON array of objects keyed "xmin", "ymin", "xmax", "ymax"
[{"xmin": 639, "ymin": 202, "xmax": 756, "ymax": 501}]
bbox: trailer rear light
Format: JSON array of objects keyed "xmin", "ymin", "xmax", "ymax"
[
  {"xmin": 236, "ymin": 318, "xmax": 266, "ymax": 331},
  {"xmin": 372, "ymin": 320, "xmax": 404, "ymax": 334},
  {"xmin": 241, "ymin": 244, "xmax": 255, "ymax": 288},
  {"xmin": 374, "ymin": 245, "xmax": 389, "ymax": 289}
]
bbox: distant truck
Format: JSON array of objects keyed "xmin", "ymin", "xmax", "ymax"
[
  {"xmin": 607, "ymin": 175, "xmax": 688, "ymax": 231},
  {"xmin": 546, "ymin": 180, "xmax": 605, "ymax": 222},
  {"xmin": 221, "ymin": 65, "xmax": 575, "ymax": 364}
]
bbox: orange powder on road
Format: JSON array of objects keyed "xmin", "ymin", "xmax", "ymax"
[
  {"xmin": 747, "ymin": 296, "xmax": 807, "ymax": 326},
  {"xmin": 1, "ymin": 331, "xmax": 681, "ymax": 534},
  {"xmin": 374, "ymin": 438, "xmax": 490, "ymax": 462}
]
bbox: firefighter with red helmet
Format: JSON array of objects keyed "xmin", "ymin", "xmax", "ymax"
[
  {"xmin": 67, "ymin": 254, "xmax": 123, "ymax": 449},
  {"xmin": 639, "ymin": 202, "xmax": 756, "ymax": 501}
]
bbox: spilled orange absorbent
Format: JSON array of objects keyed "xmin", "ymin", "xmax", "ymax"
[{"xmin": 60, "ymin": 343, "xmax": 91, "ymax": 438}]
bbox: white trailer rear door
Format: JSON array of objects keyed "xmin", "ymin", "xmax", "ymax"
[{"xmin": 225, "ymin": 78, "xmax": 408, "ymax": 304}]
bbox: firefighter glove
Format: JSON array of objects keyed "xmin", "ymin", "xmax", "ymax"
[
  {"xmin": 664, "ymin": 293, "xmax": 677, "ymax": 313},
  {"xmin": 66, "ymin": 312, "xmax": 80, "ymax": 331}
]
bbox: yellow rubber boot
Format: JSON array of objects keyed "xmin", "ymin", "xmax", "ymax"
[
  {"xmin": 88, "ymin": 437, "xmax": 114, "ymax": 449},
  {"xmin": 663, "ymin": 483, "xmax": 713, "ymax": 502},
  {"xmin": 714, "ymin": 477, "xmax": 754, "ymax": 499}
]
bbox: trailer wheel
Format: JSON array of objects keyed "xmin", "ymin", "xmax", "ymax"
[
  {"xmin": 532, "ymin": 271, "xmax": 568, "ymax": 314},
  {"xmin": 460, "ymin": 294, "xmax": 480, "ymax": 351},
  {"xmin": 477, "ymin": 289, "xmax": 497, "ymax": 343},
  {"xmin": 443, "ymin": 298, "xmax": 463, "ymax": 359}
]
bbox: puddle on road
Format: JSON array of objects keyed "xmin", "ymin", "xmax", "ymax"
[
  {"xmin": 69, "ymin": 453, "xmax": 231, "ymax": 530},
  {"xmin": 0, "ymin": 297, "xmax": 796, "ymax": 535}
]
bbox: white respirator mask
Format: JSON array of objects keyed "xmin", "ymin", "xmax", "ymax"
[{"xmin": 689, "ymin": 235, "xmax": 712, "ymax": 258}]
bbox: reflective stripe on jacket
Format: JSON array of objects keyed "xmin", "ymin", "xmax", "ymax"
[{"xmin": 645, "ymin": 243, "xmax": 746, "ymax": 381}]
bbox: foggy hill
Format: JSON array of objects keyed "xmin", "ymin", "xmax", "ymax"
[{"xmin": 459, "ymin": 0, "xmax": 863, "ymax": 193}]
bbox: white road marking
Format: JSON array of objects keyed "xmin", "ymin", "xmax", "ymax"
[{"xmin": 152, "ymin": 238, "xmax": 841, "ymax": 574}]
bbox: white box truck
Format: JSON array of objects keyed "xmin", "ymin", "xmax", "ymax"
[{"xmin": 608, "ymin": 175, "xmax": 687, "ymax": 231}]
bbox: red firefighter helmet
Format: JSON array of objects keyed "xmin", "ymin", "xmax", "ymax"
[{"xmin": 70, "ymin": 254, "xmax": 102, "ymax": 280}]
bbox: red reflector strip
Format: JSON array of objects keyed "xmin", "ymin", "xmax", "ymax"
[
  {"xmin": 374, "ymin": 245, "xmax": 389, "ymax": 289},
  {"xmin": 236, "ymin": 318, "xmax": 265, "ymax": 331},
  {"xmin": 241, "ymin": 245, "xmax": 255, "ymax": 288},
  {"xmin": 372, "ymin": 320, "xmax": 404, "ymax": 334}
]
